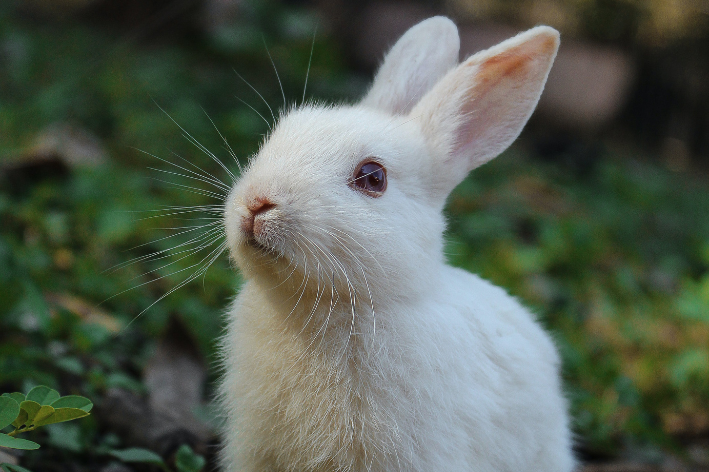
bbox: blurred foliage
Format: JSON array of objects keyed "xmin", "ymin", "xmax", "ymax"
[
  {"xmin": 109, "ymin": 445, "xmax": 205, "ymax": 472},
  {"xmin": 446, "ymin": 0, "xmax": 709, "ymax": 46},
  {"xmin": 0, "ymin": 0, "xmax": 708, "ymax": 469}
]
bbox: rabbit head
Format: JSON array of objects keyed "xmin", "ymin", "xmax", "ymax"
[{"xmin": 224, "ymin": 17, "xmax": 559, "ymax": 307}]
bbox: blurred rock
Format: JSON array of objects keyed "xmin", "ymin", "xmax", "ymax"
[
  {"xmin": 144, "ymin": 316, "xmax": 210, "ymax": 441},
  {"xmin": 100, "ymin": 387, "xmax": 209, "ymax": 458},
  {"xmin": 537, "ymin": 41, "xmax": 635, "ymax": 130},
  {"xmin": 31, "ymin": 122, "xmax": 108, "ymax": 168},
  {"xmin": 97, "ymin": 319, "xmax": 213, "ymax": 457},
  {"xmin": 0, "ymin": 122, "xmax": 107, "ymax": 188},
  {"xmin": 688, "ymin": 443, "xmax": 709, "ymax": 467},
  {"xmin": 100, "ymin": 464, "xmax": 134, "ymax": 472},
  {"xmin": 0, "ymin": 450, "xmax": 18, "ymax": 465}
]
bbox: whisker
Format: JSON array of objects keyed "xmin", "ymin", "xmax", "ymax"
[
  {"xmin": 151, "ymin": 98, "xmax": 236, "ymax": 182},
  {"xmin": 282, "ymin": 242, "xmax": 310, "ymax": 323},
  {"xmin": 123, "ymin": 241, "xmax": 228, "ymax": 329},
  {"xmin": 148, "ymin": 166, "xmax": 232, "ymax": 192},
  {"xmin": 150, "ymin": 178, "xmax": 227, "ymax": 200},
  {"xmin": 302, "ymin": 25, "xmax": 318, "ymax": 105},
  {"xmin": 200, "ymin": 105, "xmax": 243, "ymax": 174},
  {"xmin": 108, "ymin": 234, "xmax": 220, "ymax": 274},
  {"xmin": 135, "ymin": 209, "xmax": 223, "ymax": 221},
  {"xmin": 132, "ymin": 147, "xmax": 229, "ymax": 191},
  {"xmin": 179, "ymin": 131, "xmax": 236, "ymax": 183},
  {"xmin": 124, "ymin": 230, "xmax": 225, "ymax": 284},
  {"xmin": 263, "ymin": 36, "xmax": 287, "ymax": 110},
  {"xmin": 298, "ymin": 231, "xmax": 358, "ymax": 341},
  {"xmin": 123, "ymin": 220, "xmax": 223, "ymax": 254},
  {"xmin": 131, "ymin": 204, "xmax": 224, "ymax": 215},
  {"xmin": 234, "ymin": 96, "xmax": 273, "ymax": 132},
  {"xmin": 168, "ymin": 149, "xmax": 231, "ymax": 189},
  {"xmin": 105, "ymin": 229, "xmax": 225, "ymax": 307},
  {"xmin": 232, "ymin": 68, "xmax": 276, "ymax": 125}
]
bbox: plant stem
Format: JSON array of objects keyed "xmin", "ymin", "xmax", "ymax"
[{"xmin": 8, "ymin": 426, "xmax": 36, "ymax": 437}]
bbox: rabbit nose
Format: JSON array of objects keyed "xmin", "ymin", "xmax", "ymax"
[{"xmin": 242, "ymin": 198, "xmax": 276, "ymax": 237}]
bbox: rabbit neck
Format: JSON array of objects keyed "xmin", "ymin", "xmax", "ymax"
[{"xmin": 248, "ymin": 262, "xmax": 440, "ymax": 362}]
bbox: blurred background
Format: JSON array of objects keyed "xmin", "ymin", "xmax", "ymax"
[{"xmin": 0, "ymin": 0, "xmax": 708, "ymax": 470}]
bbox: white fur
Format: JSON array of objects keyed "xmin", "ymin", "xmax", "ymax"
[
  {"xmin": 220, "ymin": 18, "xmax": 574, "ymax": 472},
  {"xmin": 361, "ymin": 16, "xmax": 460, "ymax": 115}
]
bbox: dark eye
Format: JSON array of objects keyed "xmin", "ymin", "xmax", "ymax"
[{"xmin": 351, "ymin": 160, "xmax": 387, "ymax": 197}]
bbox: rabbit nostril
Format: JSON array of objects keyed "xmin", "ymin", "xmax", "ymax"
[
  {"xmin": 242, "ymin": 198, "xmax": 276, "ymax": 238},
  {"xmin": 247, "ymin": 198, "xmax": 275, "ymax": 216},
  {"xmin": 253, "ymin": 202, "xmax": 275, "ymax": 216}
]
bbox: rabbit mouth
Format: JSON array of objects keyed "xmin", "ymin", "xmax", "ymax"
[{"xmin": 244, "ymin": 235, "xmax": 271, "ymax": 252}]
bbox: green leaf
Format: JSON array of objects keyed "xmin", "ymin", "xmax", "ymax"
[
  {"xmin": 50, "ymin": 396, "xmax": 93, "ymax": 412},
  {"xmin": 1, "ymin": 394, "xmax": 25, "ymax": 406},
  {"xmin": 18, "ymin": 401, "xmax": 40, "ymax": 427},
  {"xmin": 0, "ymin": 433, "xmax": 40, "ymax": 450},
  {"xmin": 1, "ymin": 464, "xmax": 34, "ymax": 472},
  {"xmin": 0, "ymin": 397, "xmax": 20, "ymax": 430},
  {"xmin": 11, "ymin": 410, "xmax": 27, "ymax": 429},
  {"xmin": 25, "ymin": 387, "xmax": 60, "ymax": 406},
  {"xmin": 31, "ymin": 406, "xmax": 54, "ymax": 426},
  {"xmin": 175, "ymin": 444, "xmax": 206, "ymax": 472},
  {"xmin": 109, "ymin": 448, "xmax": 165, "ymax": 464},
  {"xmin": 33, "ymin": 408, "xmax": 89, "ymax": 427}
]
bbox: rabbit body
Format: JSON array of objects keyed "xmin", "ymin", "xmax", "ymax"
[
  {"xmin": 220, "ymin": 17, "xmax": 574, "ymax": 472},
  {"xmin": 220, "ymin": 268, "xmax": 572, "ymax": 472}
]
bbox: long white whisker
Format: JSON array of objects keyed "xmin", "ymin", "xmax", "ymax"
[
  {"xmin": 298, "ymin": 231, "xmax": 357, "ymax": 345},
  {"xmin": 234, "ymin": 96, "xmax": 272, "ymax": 132},
  {"xmin": 148, "ymin": 166, "xmax": 231, "ymax": 192},
  {"xmin": 150, "ymin": 178, "xmax": 226, "ymax": 199},
  {"xmin": 106, "ymin": 229, "xmax": 225, "ymax": 306},
  {"xmin": 130, "ymin": 204, "xmax": 224, "ymax": 214},
  {"xmin": 233, "ymin": 68, "xmax": 276, "ymax": 125},
  {"xmin": 151, "ymin": 99, "xmax": 236, "ymax": 182},
  {"xmin": 126, "ymin": 220, "xmax": 223, "ymax": 251},
  {"xmin": 179, "ymin": 131, "xmax": 236, "ymax": 183},
  {"xmin": 200, "ymin": 105, "xmax": 243, "ymax": 174},
  {"xmin": 132, "ymin": 147, "xmax": 229, "ymax": 191},
  {"xmin": 263, "ymin": 36, "xmax": 287, "ymax": 110},
  {"xmin": 302, "ymin": 25, "xmax": 317, "ymax": 105},
  {"xmin": 282, "ymin": 242, "xmax": 310, "ymax": 323},
  {"xmin": 107, "ymin": 222, "xmax": 223, "ymax": 272},
  {"xmin": 168, "ymin": 149, "xmax": 230, "ymax": 189},
  {"xmin": 125, "ymin": 230, "xmax": 225, "ymax": 284},
  {"xmin": 123, "ymin": 241, "xmax": 227, "ymax": 329}
]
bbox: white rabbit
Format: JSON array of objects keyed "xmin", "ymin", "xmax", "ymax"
[{"xmin": 219, "ymin": 16, "xmax": 575, "ymax": 472}]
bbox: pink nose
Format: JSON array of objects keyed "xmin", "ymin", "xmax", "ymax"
[{"xmin": 241, "ymin": 197, "xmax": 275, "ymax": 237}]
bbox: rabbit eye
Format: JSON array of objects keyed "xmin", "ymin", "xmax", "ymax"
[{"xmin": 351, "ymin": 160, "xmax": 387, "ymax": 196}]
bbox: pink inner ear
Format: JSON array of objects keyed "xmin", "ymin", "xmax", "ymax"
[{"xmin": 453, "ymin": 32, "xmax": 558, "ymax": 163}]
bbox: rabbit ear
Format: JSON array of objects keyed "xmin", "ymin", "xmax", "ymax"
[
  {"xmin": 360, "ymin": 16, "xmax": 460, "ymax": 115},
  {"xmin": 412, "ymin": 26, "xmax": 559, "ymax": 200}
]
